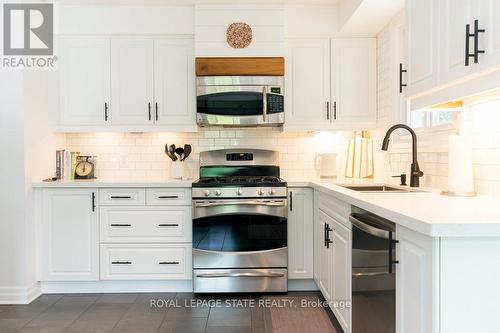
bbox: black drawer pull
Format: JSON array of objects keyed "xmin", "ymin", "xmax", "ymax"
[
  {"xmin": 158, "ymin": 223, "xmax": 179, "ymax": 227},
  {"xmin": 111, "ymin": 261, "xmax": 132, "ymax": 265},
  {"xmin": 110, "ymin": 196, "xmax": 132, "ymax": 199},
  {"xmin": 157, "ymin": 196, "xmax": 179, "ymax": 199},
  {"xmin": 111, "ymin": 224, "xmax": 131, "ymax": 227},
  {"xmin": 159, "ymin": 261, "xmax": 179, "ymax": 265}
]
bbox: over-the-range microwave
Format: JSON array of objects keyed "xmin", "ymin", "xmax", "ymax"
[{"xmin": 196, "ymin": 75, "xmax": 284, "ymax": 127}]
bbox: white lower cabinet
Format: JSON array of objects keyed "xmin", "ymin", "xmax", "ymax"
[
  {"xmin": 40, "ymin": 189, "xmax": 99, "ymax": 281},
  {"xmin": 38, "ymin": 187, "xmax": 192, "ymax": 283},
  {"xmin": 314, "ymin": 191, "xmax": 352, "ymax": 333},
  {"xmin": 288, "ymin": 188, "xmax": 314, "ymax": 279},
  {"xmin": 100, "ymin": 244, "xmax": 192, "ymax": 280},
  {"xmin": 395, "ymin": 225, "xmax": 438, "ymax": 333}
]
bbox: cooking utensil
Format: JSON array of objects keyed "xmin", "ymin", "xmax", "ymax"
[
  {"xmin": 175, "ymin": 147, "xmax": 184, "ymax": 160},
  {"xmin": 169, "ymin": 144, "xmax": 177, "ymax": 161},
  {"xmin": 165, "ymin": 144, "xmax": 176, "ymax": 161},
  {"xmin": 181, "ymin": 144, "xmax": 192, "ymax": 161}
]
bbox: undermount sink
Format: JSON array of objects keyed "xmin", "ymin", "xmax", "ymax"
[{"xmin": 340, "ymin": 185, "xmax": 423, "ymax": 193}]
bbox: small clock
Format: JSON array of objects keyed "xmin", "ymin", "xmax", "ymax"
[{"xmin": 75, "ymin": 156, "xmax": 96, "ymax": 179}]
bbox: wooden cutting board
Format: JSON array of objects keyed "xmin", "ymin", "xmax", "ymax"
[{"xmin": 196, "ymin": 57, "xmax": 284, "ymax": 76}]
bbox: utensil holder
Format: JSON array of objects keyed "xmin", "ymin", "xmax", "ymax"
[{"xmin": 170, "ymin": 161, "xmax": 185, "ymax": 180}]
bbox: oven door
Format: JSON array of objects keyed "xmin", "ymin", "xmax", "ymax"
[
  {"xmin": 196, "ymin": 85, "xmax": 284, "ymax": 127},
  {"xmin": 192, "ymin": 198, "xmax": 287, "ymax": 269}
]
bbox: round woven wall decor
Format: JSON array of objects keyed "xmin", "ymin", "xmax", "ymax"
[{"xmin": 226, "ymin": 22, "xmax": 252, "ymax": 49}]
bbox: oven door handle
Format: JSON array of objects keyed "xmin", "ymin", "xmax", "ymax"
[
  {"xmin": 196, "ymin": 272, "xmax": 285, "ymax": 278},
  {"xmin": 349, "ymin": 214, "xmax": 390, "ymax": 239},
  {"xmin": 194, "ymin": 200, "xmax": 286, "ymax": 208}
]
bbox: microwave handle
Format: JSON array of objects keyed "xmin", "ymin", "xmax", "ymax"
[{"xmin": 262, "ymin": 86, "xmax": 267, "ymax": 122}]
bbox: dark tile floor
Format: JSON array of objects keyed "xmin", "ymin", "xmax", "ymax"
[{"xmin": 0, "ymin": 292, "xmax": 333, "ymax": 333}]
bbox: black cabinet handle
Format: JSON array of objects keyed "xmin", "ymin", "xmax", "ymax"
[
  {"xmin": 155, "ymin": 102, "xmax": 159, "ymax": 121},
  {"xmin": 289, "ymin": 191, "xmax": 293, "ymax": 211},
  {"xmin": 104, "ymin": 103, "xmax": 109, "ymax": 121},
  {"xmin": 148, "ymin": 102, "xmax": 151, "ymax": 121},
  {"xmin": 399, "ymin": 63, "xmax": 407, "ymax": 93},
  {"xmin": 158, "ymin": 223, "xmax": 179, "ymax": 227},
  {"xmin": 326, "ymin": 224, "xmax": 333, "ymax": 249},
  {"xmin": 159, "ymin": 261, "xmax": 179, "ymax": 265},
  {"xmin": 473, "ymin": 19, "xmax": 485, "ymax": 64},
  {"xmin": 326, "ymin": 102, "xmax": 330, "ymax": 120},
  {"xmin": 157, "ymin": 196, "xmax": 179, "ymax": 199},
  {"xmin": 111, "ymin": 261, "xmax": 131, "ymax": 265},
  {"xmin": 324, "ymin": 222, "xmax": 327, "ymax": 247},
  {"xmin": 465, "ymin": 23, "xmax": 474, "ymax": 66},
  {"xmin": 388, "ymin": 231, "xmax": 399, "ymax": 274},
  {"xmin": 110, "ymin": 196, "xmax": 132, "ymax": 199},
  {"xmin": 91, "ymin": 192, "xmax": 96, "ymax": 212},
  {"xmin": 111, "ymin": 224, "xmax": 131, "ymax": 227},
  {"xmin": 333, "ymin": 101, "xmax": 337, "ymax": 120}
]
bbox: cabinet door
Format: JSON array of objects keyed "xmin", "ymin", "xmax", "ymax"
[
  {"xmin": 59, "ymin": 37, "xmax": 110, "ymax": 126},
  {"xmin": 406, "ymin": 0, "xmax": 439, "ymax": 97},
  {"xmin": 332, "ymin": 219, "xmax": 352, "ymax": 333},
  {"xmin": 479, "ymin": 0, "xmax": 500, "ymax": 70},
  {"xmin": 41, "ymin": 189, "xmax": 99, "ymax": 281},
  {"xmin": 439, "ymin": 0, "xmax": 479, "ymax": 85},
  {"xmin": 288, "ymin": 188, "xmax": 314, "ymax": 279},
  {"xmin": 317, "ymin": 209, "xmax": 334, "ymax": 301},
  {"xmin": 111, "ymin": 38, "xmax": 154, "ymax": 125},
  {"xmin": 154, "ymin": 38, "xmax": 195, "ymax": 126},
  {"xmin": 285, "ymin": 39, "xmax": 331, "ymax": 131},
  {"xmin": 395, "ymin": 226, "xmax": 437, "ymax": 333},
  {"xmin": 331, "ymin": 38, "xmax": 376, "ymax": 128}
]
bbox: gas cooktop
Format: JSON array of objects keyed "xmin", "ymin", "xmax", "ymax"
[{"xmin": 192, "ymin": 176, "xmax": 286, "ymax": 188}]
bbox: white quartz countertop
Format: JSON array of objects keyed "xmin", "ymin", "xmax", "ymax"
[
  {"xmin": 32, "ymin": 179, "xmax": 193, "ymax": 188},
  {"xmin": 33, "ymin": 178, "xmax": 500, "ymax": 237}
]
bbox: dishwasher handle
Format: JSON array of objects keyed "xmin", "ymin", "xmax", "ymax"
[{"xmin": 349, "ymin": 213, "xmax": 391, "ymax": 239}]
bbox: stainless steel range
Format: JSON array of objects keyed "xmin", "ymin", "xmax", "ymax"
[{"xmin": 192, "ymin": 149, "xmax": 288, "ymax": 293}]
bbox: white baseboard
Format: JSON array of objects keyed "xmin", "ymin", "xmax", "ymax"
[
  {"xmin": 0, "ymin": 282, "xmax": 42, "ymax": 304},
  {"xmin": 288, "ymin": 279, "xmax": 319, "ymax": 291},
  {"xmin": 41, "ymin": 280, "xmax": 193, "ymax": 294}
]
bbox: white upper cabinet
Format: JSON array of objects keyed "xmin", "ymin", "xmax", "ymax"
[
  {"xmin": 287, "ymin": 188, "xmax": 314, "ymax": 279},
  {"xmin": 478, "ymin": 0, "xmax": 500, "ymax": 70},
  {"xmin": 154, "ymin": 38, "xmax": 195, "ymax": 126},
  {"xmin": 111, "ymin": 38, "xmax": 155, "ymax": 125},
  {"xmin": 331, "ymin": 38, "xmax": 376, "ymax": 128},
  {"xmin": 40, "ymin": 189, "xmax": 99, "ymax": 281},
  {"xmin": 406, "ymin": 0, "xmax": 439, "ymax": 97},
  {"xmin": 59, "ymin": 37, "xmax": 110, "ymax": 126},
  {"xmin": 439, "ymin": 0, "xmax": 479, "ymax": 84},
  {"xmin": 285, "ymin": 38, "xmax": 331, "ymax": 131},
  {"xmin": 58, "ymin": 36, "xmax": 196, "ymax": 131},
  {"xmin": 285, "ymin": 38, "xmax": 376, "ymax": 132}
]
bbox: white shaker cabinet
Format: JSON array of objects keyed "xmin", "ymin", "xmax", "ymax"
[
  {"xmin": 154, "ymin": 38, "xmax": 195, "ymax": 126},
  {"xmin": 111, "ymin": 38, "xmax": 155, "ymax": 125},
  {"xmin": 406, "ymin": 0, "xmax": 439, "ymax": 97},
  {"xmin": 287, "ymin": 188, "xmax": 314, "ymax": 279},
  {"xmin": 395, "ymin": 226, "xmax": 438, "ymax": 333},
  {"xmin": 59, "ymin": 37, "xmax": 110, "ymax": 126},
  {"xmin": 478, "ymin": 0, "xmax": 500, "ymax": 71},
  {"xmin": 316, "ymin": 209, "xmax": 334, "ymax": 301},
  {"xmin": 331, "ymin": 38, "xmax": 376, "ymax": 128},
  {"xmin": 285, "ymin": 38, "xmax": 331, "ymax": 131},
  {"xmin": 40, "ymin": 189, "xmax": 99, "ymax": 281},
  {"xmin": 439, "ymin": 0, "xmax": 479, "ymax": 85}
]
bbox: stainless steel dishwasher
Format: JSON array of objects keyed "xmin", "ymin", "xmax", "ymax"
[{"xmin": 349, "ymin": 207, "xmax": 397, "ymax": 333}]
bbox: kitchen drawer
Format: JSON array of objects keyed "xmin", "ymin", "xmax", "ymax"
[
  {"xmin": 100, "ymin": 206, "xmax": 192, "ymax": 243},
  {"xmin": 100, "ymin": 244, "xmax": 192, "ymax": 280},
  {"xmin": 99, "ymin": 188, "xmax": 145, "ymax": 206},
  {"xmin": 146, "ymin": 188, "xmax": 191, "ymax": 206},
  {"xmin": 316, "ymin": 190, "xmax": 350, "ymax": 228}
]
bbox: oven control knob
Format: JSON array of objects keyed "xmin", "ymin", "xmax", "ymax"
[
  {"xmin": 215, "ymin": 190, "xmax": 222, "ymax": 196},
  {"xmin": 236, "ymin": 188, "xmax": 243, "ymax": 196},
  {"xmin": 257, "ymin": 189, "xmax": 265, "ymax": 196},
  {"xmin": 269, "ymin": 188, "xmax": 276, "ymax": 195},
  {"xmin": 203, "ymin": 190, "xmax": 210, "ymax": 197}
]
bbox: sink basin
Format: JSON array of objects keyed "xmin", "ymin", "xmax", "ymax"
[{"xmin": 340, "ymin": 185, "xmax": 421, "ymax": 193}]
